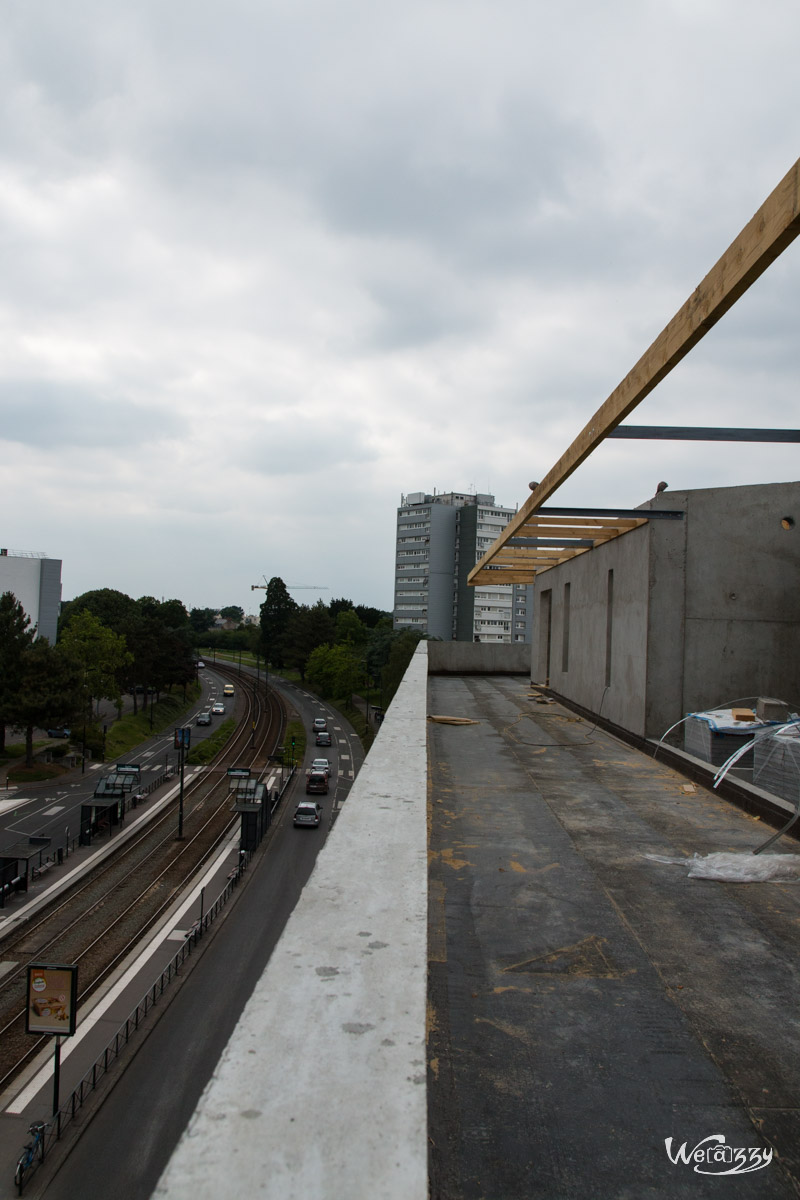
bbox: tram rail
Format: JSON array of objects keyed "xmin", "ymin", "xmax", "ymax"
[{"xmin": 0, "ymin": 664, "xmax": 286, "ymax": 1093}]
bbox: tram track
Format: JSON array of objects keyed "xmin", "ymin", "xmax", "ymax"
[{"xmin": 0, "ymin": 665, "xmax": 286, "ymax": 1093}]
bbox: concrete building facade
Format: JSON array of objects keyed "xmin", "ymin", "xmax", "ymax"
[
  {"xmin": 0, "ymin": 549, "xmax": 62, "ymax": 643},
  {"xmin": 394, "ymin": 491, "xmax": 533, "ymax": 642},
  {"xmin": 531, "ymin": 480, "xmax": 800, "ymax": 739}
]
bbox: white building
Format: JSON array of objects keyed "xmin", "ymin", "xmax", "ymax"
[
  {"xmin": 0, "ymin": 549, "xmax": 62, "ymax": 643},
  {"xmin": 393, "ymin": 491, "xmax": 533, "ymax": 643}
]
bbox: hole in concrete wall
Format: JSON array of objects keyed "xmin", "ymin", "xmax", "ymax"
[{"xmin": 781, "ymin": 516, "xmax": 795, "ymax": 530}]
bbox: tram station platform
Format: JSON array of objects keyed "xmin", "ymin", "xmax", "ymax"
[{"xmin": 155, "ymin": 643, "xmax": 800, "ymax": 1199}]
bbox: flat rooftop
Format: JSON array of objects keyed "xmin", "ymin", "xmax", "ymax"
[
  {"xmin": 157, "ymin": 645, "xmax": 800, "ymax": 1198},
  {"xmin": 427, "ymin": 671, "xmax": 800, "ymax": 1197}
]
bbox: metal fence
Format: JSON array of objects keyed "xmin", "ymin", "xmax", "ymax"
[{"xmin": 13, "ymin": 854, "xmax": 249, "ymax": 1194}]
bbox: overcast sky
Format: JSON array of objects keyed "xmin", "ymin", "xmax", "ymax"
[{"xmin": 2, "ymin": 0, "xmax": 799, "ymax": 616}]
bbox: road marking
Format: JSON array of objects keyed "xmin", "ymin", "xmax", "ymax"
[
  {"xmin": 0, "ymin": 796, "xmax": 34, "ymax": 816},
  {"xmin": 41, "ymin": 806, "xmax": 65, "ymax": 816}
]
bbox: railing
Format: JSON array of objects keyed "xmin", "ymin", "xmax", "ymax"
[{"xmin": 12, "ymin": 854, "xmax": 249, "ymax": 1194}]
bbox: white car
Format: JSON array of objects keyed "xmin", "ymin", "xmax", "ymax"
[
  {"xmin": 211, "ymin": 701, "xmax": 225, "ymax": 715},
  {"xmin": 313, "ymin": 717, "xmax": 327, "ymax": 732},
  {"xmin": 311, "ymin": 758, "xmax": 331, "ymax": 777},
  {"xmin": 294, "ymin": 801, "xmax": 322, "ymax": 827}
]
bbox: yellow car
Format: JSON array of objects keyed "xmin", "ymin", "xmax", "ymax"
[{"xmin": 223, "ymin": 684, "xmax": 235, "ymax": 697}]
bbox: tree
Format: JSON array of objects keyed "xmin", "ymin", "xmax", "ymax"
[
  {"xmin": 381, "ymin": 631, "xmax": 424, "ymax": 706},
  {"xmin": 158, "ymin": 599, "xmax": 190, "ymax": 629},
  {"xmin": 0, "ymin": 592, "xmax": 36, "ymax": 753},
  {"xmin": 306, "ymin": 643, "xmax": 361, "ymax": 705},
  {"xmin": 59, "ymin": 588, "xmax": 136, "ymax": 637},
  {"xmin": 219, "ymin": 605, "xmax": 244, "ymax": 623},
  {"xmin": 328, "ymin": 596, "xmax": 355, "ymax": 621},
  {"xmin": 334, "ymin": 608, "xmax": 368, "ymax": 649},
  {"xmin": 284, "ymin": 602, "xmax": 335, "ymax": 682},
  {"xmin": 259, "ymin": 578, "xmax": 298, "ymax": 668},
  {"xmin": 14, "ymin": 640, "xmax": 81, "ymax": 766},
  {"xmin": 189, "ymin": 607, "xmax": 217, "ymax": 634},
  {"xmin": 58, "ymin": 610, "xmax": 132, "ymax": 716},
  {"xmin": 354, "ymin": 604, "xmax": 392, "ymax": 628}
]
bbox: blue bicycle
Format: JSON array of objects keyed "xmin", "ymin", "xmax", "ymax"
[{"xmin": 15, "ymin": 1120, "xmax": 47, "ymax": 1194}]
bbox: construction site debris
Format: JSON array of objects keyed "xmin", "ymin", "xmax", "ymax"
[
  {"xmin": 428, "ymin": 716, "xmax": 480, "ymax": 725},
  {"xmin": 647, "ymin": 851, "xmax": 800, "ymax": 882}
]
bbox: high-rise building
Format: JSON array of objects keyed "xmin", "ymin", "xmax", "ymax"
[
  {"xmin": 0, "ymin": 549, "xmax": 62, "ymax": 643},
  {"xmin": 393, "ymin": 491, "xmax": 533, "ymax": 642}
]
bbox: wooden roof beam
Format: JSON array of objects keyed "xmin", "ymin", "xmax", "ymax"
[{"xmin": 468, "ymin": 156, "xmax": 800, "ymax": 586}]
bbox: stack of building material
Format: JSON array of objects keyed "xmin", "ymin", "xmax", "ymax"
[
  {"xmin": 752, "ymin": 723, "xmax": 800, "ymax": 805},
  {"xmin": 684, "ymin": 708, "xmax": 775, "ymax": 770}
]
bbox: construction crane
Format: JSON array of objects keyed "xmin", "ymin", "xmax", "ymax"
[{"xmin": 251, "ymin": 578, "xmax": 330, "ymax": 591}]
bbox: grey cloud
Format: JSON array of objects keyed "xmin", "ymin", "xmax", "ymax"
[
  {"xmin": 236, "ymin": 415, "xmax": 378, "ymax": 477},
  {"xmin": 0, "ymin": 381, "xmax": 180, "ymax": 448}
]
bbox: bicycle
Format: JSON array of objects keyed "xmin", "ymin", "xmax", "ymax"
[{"xmin": 14, "ymin": 1120, "xmax": 48, "ymax": 1195}]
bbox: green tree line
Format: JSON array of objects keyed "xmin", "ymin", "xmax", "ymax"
[
  {"xmin": 257, "ymin": 578, "xmax": 423, "ymax": 713},
  {"xmin": 0, "ymin": 588, "xmax": 198, "ymax": 765}
]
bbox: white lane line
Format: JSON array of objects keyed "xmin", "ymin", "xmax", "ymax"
[
  {"xmin": 41, "ymin": 806, "xmax": 65, "ymax": 816},
  {"xmin": 5, "ymin": 829, "xmax": 240, "ymax": 1114},
  {"xmin": 0, "ymin": 796, "xmax": 34, "ymax": 816}
]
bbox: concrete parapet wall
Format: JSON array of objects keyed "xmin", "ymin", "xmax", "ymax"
[
  {"xmin": 427, "ymin": 641, "xmax": 530, "ymax": 674},
  {"xmin": 156, "ymin": 643, "xmax": 430, "ymax": 1200}
]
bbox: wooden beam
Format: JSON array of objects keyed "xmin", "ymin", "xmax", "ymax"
[
  {"xmin": 517, "ymin": 515, "xmax": 648, "ymax": 530},
  {"xmin": 471, "ymin": 569, "xmax": 539, "ymax": 585},
  {"xmin": 468, "ymin": 156, "xmax": 800, "ymax": 586}
]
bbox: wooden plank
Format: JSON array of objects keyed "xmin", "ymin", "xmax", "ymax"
[
  {"xmin": 468, "ymin": 156, "xmax": 800, "ymax": 586},
  {"xmin": 517, "ymin": 516, "xmax": 647, "ymax": 530},
  {"xmin": 471, "ymin": 569, "xmax": 541, "ymax": 584}
]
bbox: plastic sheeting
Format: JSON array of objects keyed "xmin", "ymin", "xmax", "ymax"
[{"xmin": 647, "ymin": 851, "xmax": 800, "ymax": 882}]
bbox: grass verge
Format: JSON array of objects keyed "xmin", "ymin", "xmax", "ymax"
[
  {"xmin": 187, "ymin": 718, "xmax": 236, "ymax": 766},
  {"xmin": 104, "ymin": 686, "xmax": 202, "ymax": 761}
]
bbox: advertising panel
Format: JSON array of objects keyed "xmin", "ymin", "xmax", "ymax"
[{"xmin": 25, "ymin": 964, "xmax": 78, "ymax": 1037}]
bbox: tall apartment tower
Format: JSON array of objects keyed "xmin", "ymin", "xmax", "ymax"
[{"xmin": 393, "ymin": 491, "xmax": 533, "ymax": 643}]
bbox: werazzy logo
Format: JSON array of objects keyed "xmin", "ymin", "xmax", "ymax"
[{"xmin": 665, "ymin": 1135, "xmax": 772, "ymax": 1176}]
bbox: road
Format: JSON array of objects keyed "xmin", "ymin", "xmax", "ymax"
[{"xmin": 0, "ymin": 673, "xmax": 363, "ymax": 1199}]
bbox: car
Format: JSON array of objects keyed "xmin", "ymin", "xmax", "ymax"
[
  {"xmin": 47, "ymin": 727, "xmax": 71, "ymax": 739},
  {"xmin": 294, "ymin": 801, "xmax": 322, "ymax": 827},
  {"xmin": 315, "ymin": 730, "xmax": 332, "ymax": 747},
  {"xmin": 223, "ymin": 684, "xmax": 234, "ymax": 696},
  {"xmin": 211, "ymin": 702, "xmax": 225, "ymax": 715},
  {"xmin": 196, "ymin": 660, "xmax": 206, "ymax": 669},
  {"xmin": 196, "ymin": 712, "xmax": 212, "ymax": 726},
  {"xmin": 305, "ymin": 771, "xmax": 329, "ymax": 795},
  {"xmin": 313, "ymin": 717, "xmax": 327, "ymax": 732},
  {"xmin": 311, "ymin": 758, "xmax": 332, "ymax": 777}
]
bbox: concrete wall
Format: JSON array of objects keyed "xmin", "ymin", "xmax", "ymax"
[
  {"xmin": 156, "ymin": 643, "xmax": 430, "ymax": 1200},
  {"xmin": 38, "ymin": 558, "xmax": 62, "ymax": 644},
  {"xmin": 427, "ymin": 504, "xmax": 457, "ymax": 640},
  {"xmin": 533, "ymin": 527, "xmax": 651, "ymax": 735},
  {"xmin": 531, "ymin": 480, "xmax": 800, "ymax": 740},
  {"xmin": 427, "ymin": 641, "xmax": 530, "ymax": 674},
  {"xmin": 0, "ymin": 554, "xmax": 61, "ymax": 643},
  {"xmin": 679, "ymin": 481, "xmax": 800, "ymax": 714}
]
